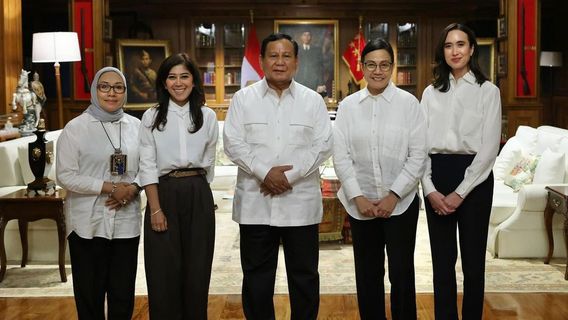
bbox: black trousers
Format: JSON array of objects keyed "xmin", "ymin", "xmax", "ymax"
[
  {"xmin": 425, "ymin": 154, "xmax": 493, "ymax": 320},
  {"xmin": 239, "ymin": 224, "xmax": 320, "ymax": 320},
  {"xmin": 349, "ymin": 196, "xmax": 419, "ymax": 320},
  {"xmin": 144, "ymin": 174, "xmax": 216, "ymax": 320},
  {"xmin": 68, "ymin": 232, "xmax": 139, "ymax": 320}
]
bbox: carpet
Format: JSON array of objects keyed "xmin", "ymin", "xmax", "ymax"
[{"xmin": 1, "ymin": 187, "xmax": 568, "ymax": 298}]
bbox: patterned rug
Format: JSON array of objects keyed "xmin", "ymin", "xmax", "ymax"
[{"xmin": 1, "ymin": 191, "xmax": 568, "ymax": 298}]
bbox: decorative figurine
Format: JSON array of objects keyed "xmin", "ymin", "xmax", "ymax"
[
  {"xmin": 12, "ymin": 69, "xmax": 42, "ymax": 136},
  {"xmin": 31, "ymin": 72, "xmax": 47, "ymax": 108}
]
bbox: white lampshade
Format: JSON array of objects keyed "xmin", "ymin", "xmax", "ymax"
[
  {"xmin": 540, "ymin": 51, "xmax": 563, "ymax": 67},
  {"xmin": 32, "ymin": 32, "xmax": 81, "ymax": 63}
]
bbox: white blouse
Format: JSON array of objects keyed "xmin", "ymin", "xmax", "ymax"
[
  {"xmin": 333, "ymin": 83, "xmax": 427, "ymax": 220},
  {"xmin": 421, "ymin": 71, "xmax": 502, "ymax": 198},
  {"xmin": 138, "ymin": 100, "xmax": 218, "ymax": 185},
  {"xmin": 56, "ymin": 112, "xmax": 142, "ymax": 239}
]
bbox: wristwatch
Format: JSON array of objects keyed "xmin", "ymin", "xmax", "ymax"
[{"xmin": 131, "ymin": 182, "xmax": 143, "ymax": 193}]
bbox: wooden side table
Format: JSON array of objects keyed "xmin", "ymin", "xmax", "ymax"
[
  {"xmin": 544, "ymin": 185, "xmax": 568, "ymax": 280},
  {"xmin": 0, "ymin": 188, "xmax": 67, "ymax": 282}
]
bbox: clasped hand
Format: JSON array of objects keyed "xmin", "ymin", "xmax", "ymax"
[
  {"xmin": 260, "ymin": 165, "xmax": 293, "ymax": 197},
  {"xmin": 426, "ymin": 191, "xmax": 463, "ymax": 215},
  {"xmin": 106, "ymin": 182, "xmax": 137, "ymax": 210},
  {"xmin": 354, "ymin": 193, "xmax": 398, "ymax": 218}
]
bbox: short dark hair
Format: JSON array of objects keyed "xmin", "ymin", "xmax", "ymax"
[
  {"xmin": 361, "ymin": 38, "xmax": 394, "ymax": 64},
  {"xmin": 432, "ymin": 23, "xmax": 488, "ymax": 91},
  {"xmin": 151, "ymin": 53, "xmax": 205, "ymax": 133},
  {"xmin": 260, "ymin": 33, "xmax": 298, "ymax": 57}
]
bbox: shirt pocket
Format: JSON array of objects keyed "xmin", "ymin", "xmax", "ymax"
[
  {"xmin": 244, "ymin": 121, "xmax": 269, "ymax": 144},
  {"xmin": 289, "ymin": 121, "xmax": 314, "ymax": 146}
]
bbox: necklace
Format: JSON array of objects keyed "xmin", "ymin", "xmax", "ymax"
[{"xmin": 100, "ymin": 121, "xmax": 127, "ymax": 175}]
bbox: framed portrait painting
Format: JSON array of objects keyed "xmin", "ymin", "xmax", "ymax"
[
  {"xmin": 274, "ymin": 20, "xmax": 339, "ymax": 100},
  {"xmin": 476, "ymin": 38, "xmax": 496, "ymax": 83},
  {"xmin": 116, "ymin": 39, "xmax": 171, "ymax": 109}
]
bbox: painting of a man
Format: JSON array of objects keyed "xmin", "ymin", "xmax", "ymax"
[
  {"xmin": 295, "ymin": 31, "xmax": 325, "ymax": 94},
  {"xmin": 129, "ymin": 50, "xmax": 157, "ymax": 103}
]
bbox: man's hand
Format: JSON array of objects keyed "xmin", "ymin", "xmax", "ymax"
[{"xmin": 263, "ymin": 165, "xmax": 293, "ymax": 195}]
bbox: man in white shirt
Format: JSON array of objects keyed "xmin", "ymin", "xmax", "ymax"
[{"xmin": 224, "ymin": 33, "xmax": 333, "ymax": 320}]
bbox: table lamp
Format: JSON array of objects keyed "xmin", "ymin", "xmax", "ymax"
[
  {"xmin": 32, "ymin": 32, "xmax": 81, "ymax": 129},
  {"xmin": 540, "ymin": 51, "xmax": 563, "ymax": 124}
]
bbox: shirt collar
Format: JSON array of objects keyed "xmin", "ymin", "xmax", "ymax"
[
  {"xmin": 358, "ymin": 81, "xmax": 395, "ymax": 103},
  {"xmin": 449, "ymin": 70, "xmax": 476, "ymax": 85},
  {"xmin": 168, "ymin": 99, "xmax": 190, "ymax": 115},
  {"xmin": 259, "ymin": 77, "xmax": 295, "ymax": 99}
]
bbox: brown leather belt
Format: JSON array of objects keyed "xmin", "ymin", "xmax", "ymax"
[{"xmin": 167, "ymin": 168, "xmax": 207, "ymax": 178}]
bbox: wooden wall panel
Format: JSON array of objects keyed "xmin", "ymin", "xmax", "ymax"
[
  {"xmin": 505, "ymin": 105, "xmax": 542, "ymax": 138},
  {"xmin": 0, "ymin": 0, "xmax": 22, "ymax": 114}
]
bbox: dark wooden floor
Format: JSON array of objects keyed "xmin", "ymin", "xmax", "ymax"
[{"xmin": 1, "ymin": 293, "xmax": 568, "ymax": 319}]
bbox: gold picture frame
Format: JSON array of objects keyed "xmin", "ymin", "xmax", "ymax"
[
  {"xmin": 477, "ymin": 38, "xmax": 496, "ymax": 83},
  {"xmin": 274, "ymin": 20, "xmax": 339, "ymax": 101},
  {"xmin": 116, "ymin": 39, "xmax": 172, "ymax": 110}
]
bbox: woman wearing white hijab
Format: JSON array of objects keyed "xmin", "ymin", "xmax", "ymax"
[{"xmin": 57, "ymin": 67, "xmax": 142, "ymax": 319}]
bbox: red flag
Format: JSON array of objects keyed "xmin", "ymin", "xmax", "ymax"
[
  {"xmin": 241, "ymin": 24, "xmax": 264, "ymax": 88},
  {"xmin": 342, "ymin": 30, "xmax": 366, "ymax": 84}
]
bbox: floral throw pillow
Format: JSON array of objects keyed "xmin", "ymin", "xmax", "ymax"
[{"xmin": 504, "ymin": 152, "xmax": 540, "ymax": 192}]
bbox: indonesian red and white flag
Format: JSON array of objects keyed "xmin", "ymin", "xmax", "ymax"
[
  {"xmin": 342, "ymin": 30, "xmax": 366, "ymax": 84},
  {"xmin": 241, "ymin": 24, "xmax": 264, "ymax": 88}
]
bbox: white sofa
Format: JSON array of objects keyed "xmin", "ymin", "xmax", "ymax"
[
  {"xmin": 0, "ymin": 130, "xmax": 64, "ymax": 263},
  {"xmin": 488, "ymin": 125, "xmax": 568, "ymax": 258}
]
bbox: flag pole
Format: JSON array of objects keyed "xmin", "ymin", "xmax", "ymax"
[
  {"xmin": 250, "ymin": 9, "xmax": 254, "ymax": 24},
  {"xmin": 358, "ymin": 15, "xmax": 363, "ymax": 66}
]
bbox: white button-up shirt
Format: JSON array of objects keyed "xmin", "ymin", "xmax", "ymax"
[
  {"xmin": 421, "ymin": 71, "xmax": 502, "ymax": 198},
  {"xmin": 138, "ymin": 100, "xmax": 218, "ymax": 185},
  {"xmin": 56, "ymin": 113, "xmax": 142, "ymax": 239},
  {"xmin": 224, "ymin": 79, "xmax": 333, "ymax": 226},
  {"xmin": 333, "ymin": 83, "xmax": 427, "ymax": 220}
]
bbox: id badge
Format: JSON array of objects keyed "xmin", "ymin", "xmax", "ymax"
[{"xmin": 110, "ymin": 153, "xmax": 127, "ymax": 176}]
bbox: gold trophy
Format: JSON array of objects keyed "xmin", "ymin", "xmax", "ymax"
[{"xmin": 27, "ymin": 119, "xmax": 55, "ymax": 194}]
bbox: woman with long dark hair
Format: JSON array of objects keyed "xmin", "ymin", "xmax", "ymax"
[
  {"xmin": 138, "ymin": 53, "xmax": 218, "ymax": 319},
  {"xmin": 421, "ymin": 23, "xmax": 501, "ymax": 319}
]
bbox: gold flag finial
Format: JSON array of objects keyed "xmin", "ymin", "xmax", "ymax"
[
  {"xmin": 250, "ymin": 9, "xmax": 254, "ymax": 24},
  {"xmin": 358, "ymin": 15, "xmax": 363, "ymax": 31}
]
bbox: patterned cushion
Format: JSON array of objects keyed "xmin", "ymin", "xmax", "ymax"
[{"xmin": 504, "ymin": 152, "xmax": 540, "ymax": 192}]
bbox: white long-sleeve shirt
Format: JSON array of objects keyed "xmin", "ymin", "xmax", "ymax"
[
  {"xmin": 223, "ymin": 79, "xmax": 333, "ymax": 226},
  {"xmin": 138, "ymin": 100, "xmax": 218, "ymax": 185},
  {"xmin": 421, "ymin": 71, "xmax": 502, "ymax": 198},
  {"xmin": 56, "ymin": 112, "xmax": 142, "ymax": 239},
  {"xmin": 333, "ymin": 83, "xmax": 427, "ymax": 220}
]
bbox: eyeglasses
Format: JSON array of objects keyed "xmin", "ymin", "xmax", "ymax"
[
  {"xmin": 363, "ymin": 61, "xmax": 393, "ymax": 72},
  {"xmin": 97, "ymin": 83, "xmax": 126, "ymax": 94}
]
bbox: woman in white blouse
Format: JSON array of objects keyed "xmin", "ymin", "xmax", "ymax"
[
  {"xmin": 421, "ymin": 23, "xmax": 501, "ymax": 320},
  {"xmin": 138, "ymin": 53, "xmax": 218, "ymax": 319},
  {"xmin": 57, "ymin": 67, "xmax": 142, "ymax": 319},
  {"xmin": 333, "ymin": 38, "xmax": 427, "ymax": 319}
]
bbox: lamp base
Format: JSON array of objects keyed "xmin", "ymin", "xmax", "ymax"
[{"xmin": 27, "ymin": 177, "xmax": 56, "ymax": 195}]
